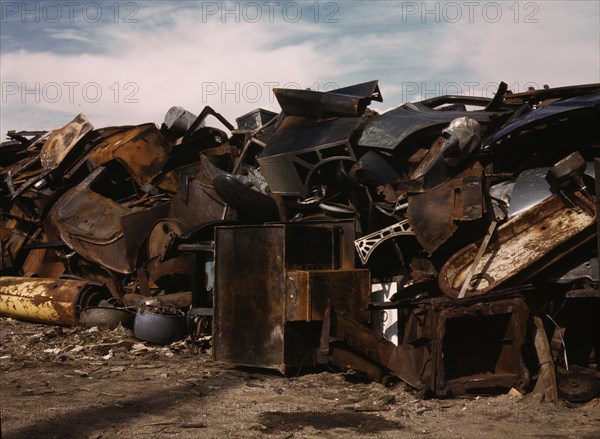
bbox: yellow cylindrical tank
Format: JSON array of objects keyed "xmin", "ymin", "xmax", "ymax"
[{"xmin": 0, "ymin": 277, "xmax": 111, "ymax": 326}]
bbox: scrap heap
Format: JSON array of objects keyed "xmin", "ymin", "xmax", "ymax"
[{"xmin": 1, "ymin": 81, "xmax": 599, "ymax": 402}]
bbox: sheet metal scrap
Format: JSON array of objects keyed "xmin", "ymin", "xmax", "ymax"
[
  {"xmin": 320, "ymin": 305, "xmax": 408, "ymax": 385},
  {"xmin": 1, "ymin": 81, "xmax": 599, "ymax": 402},
  {"xmin": 331, "ymin": 289, "xmax": 532, "ymax": 395},
  {"xmin": 84, "ymin": 123, "xmax": 172, "ymax": 188},
  {"xmin": 407, "ymin": 162, "xmax": 485, "ymax": 255},
  {"xmin": 429, "ymin": 293, "xmax": 530, "ymax": 396},
  {"xmin": 439, "ymin": 190, "xmax": 596, "ymax": 298},
  {"xmin": 48, "ymin": 166, "xmax": 169, "ymax": 275},
  {"xmin": 169, "ymin": 153, "xmax": 230, "ymax": 230},
  {"xmin": 213, "ymin": 221, "xmax": 364, "ymax": 373},
  {"xmin": 357, "ymin": 84, "xmax": 511, "ymax": 153},
  {"xmin": 273, "ymin": 80, "xmax": 382, "ymax": 118},
  {"xmin": 5, "ymin": 115, "xmax": 93, "ymax": 202},
  {"xmin": 0, "ymin": 110, "xmax": 237, "ymax": 304},
  {"xmin": 257, "ymin": 115, "xmax": 362, "ymax": 197},
  {"xmin": 39, "ymin": 114, "xmax": 94, "ymax": 173},
  {"xmin": 256, "ymin": 82, "xmax": 383, "ymax": 197},
  {"xmin": 21, "ymin": 237, "xmax": 66, "ymax": 278}
]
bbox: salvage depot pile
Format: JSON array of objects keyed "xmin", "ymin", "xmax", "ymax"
[{"xmin": 1, "ymin": 81, "xmax": 599, "ymax": 403}]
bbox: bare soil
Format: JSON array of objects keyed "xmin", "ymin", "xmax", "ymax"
[{"xmin": 1, "ymin": 317, "xmax": 598, "ymax": 439}]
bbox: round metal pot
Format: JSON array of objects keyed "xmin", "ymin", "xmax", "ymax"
[
  {"xmin": 80, "ymin": 306, "xmax": 136, "ymax": 330},
  {"xmin": 134, "ymin": 308, "xmax": 187, "ymax": 345}
]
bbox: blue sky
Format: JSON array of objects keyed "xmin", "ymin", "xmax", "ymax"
[{"xmin": 1, "ymin": 1, "xmax": 599, "ymax": 136}]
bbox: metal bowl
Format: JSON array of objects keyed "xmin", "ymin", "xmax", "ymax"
[
  {"xmin": 133, "ymin": 308, "xmax": 187, "ymax": 345},
  {"xmin": 79, "ymin": 306, "xmax": 136, "ymax": 330}
]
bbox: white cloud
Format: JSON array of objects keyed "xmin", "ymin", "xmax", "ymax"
[
  {"xmin": 47, "ymin": 29, "xmax": 95, "ymax": 43},
  {"xmin": 422, "ymin": 1, "xmax": 600, "ymax": 90},
  {"xmin": 1, "ymin": 1, "xmax": 598, "ymax": 136},
  {"xmin": 1, "ymin": 8, "xmax": 344, "ymax": 134}
]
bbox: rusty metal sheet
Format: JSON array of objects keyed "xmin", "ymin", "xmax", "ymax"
[
  {"xmin": 49, "ymin": 167, "xmax": 168, "ymax": 274},
  {"xmin": 273, "ymin": 80, "xmax": 381, "ymax": 118},
  {"xmin": 431, "ymin": 295, "xmax": 530, "ymax": 396},
  {"xmin": 169, "ymin": 155, "xmax": 227, "ymax": 231},
  {"xmin": 120, "ymin": 201, "xmax": 171, "ymax": 268},
  {"xmin": 391, "ymin": 304, "xmax": 433, "ymax": 390},
  {"xmin": 21, "ymin": 239, "xmax": 65, "ymax": 278},
  {"xmin": 402, "ymin": 118, "xmax": 482, "ymax": 193},
  {"xmin": 213, "ymin": 221, "xmax": 356, "ymax": 372},
  {"xmin": 0, "ymin": 276, "xmax": 111, "ymax": 326},
  {"xmin": 285, "ymin": 269, "xmax": 370, "ymax": 322},
  {"xmin": 147, "ymin": 219, "xmax": 183, "ymax": 261},
  {"xmin": 439, "ymin": 191, "xmax": 596, "ymax": 297},
  {"xmin": 86, "ymin": 123, "xmax": 172, "ymax": 187},
  {"xmin": 320, "ymin": 305, "xmax": 415, "ymax": 386},
  {"xmin": 39, "ymin": 113, "xmax": 93, "ymax": 172},
  {"xmin": 1, "ymin": 220, "xmax": 35, "ymax": 273},
  {"xmin": 407, "ymin": 164, "xmax": 484, "ymax": 255},
  {"xmin": 61, "ymin": 125, "xmax": 131, "ymax": 180},
  {"xmin": 146, "ymin": 254, "xmax": 193, "ymax": 283},
  {"xmin": 2, "ymin": 155, "xmax": 41, "ymax": 200},
  {"xmin": 401, "ymin": 136, "xmax": 449, "ymax": 192},
  {"xmin": 213, "ymin": 225, "xmax": 287, "ymax": 370},
  {"xmin": 49, "ymin": 167, "xmax": 136, "ymax": 273}
]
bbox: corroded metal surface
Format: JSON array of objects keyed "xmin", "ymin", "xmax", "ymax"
[
  {"xmin": 213, "ymin": 225, "xmax": 287, "ymax": 370},
  {"xmin": 1, "ymin": 82, "xmax": 598, "ymax": 401},
  {"xmin": 39, "ymin": 113, "xmax": 93, "ymax": 172},
  {"xmin": 49, "ymin": 167, "xmax": 169, "ymax": 274},
  {"xmin": 85, "ymin": 123, "xmax": 172, "ymax": 187},
  {"xmin": 353, "ymin": 290, "xmax": 532, "ymax": 395},
  {"xmin": 213, "ymin": 221, "xmax": 357, "ymax": 372},
  {"xmin": 320, "ymin": 305, "xmax": 412, "ymax": 385},
  {"xmin": 439, "ymin": 191, "xmax": 597, "ymax": 297},
  {"xmin": 407, "ymin": 163, "xmax": 484, "ymax": 255},
  {"xmin": 285, "ymin": 269, "xmax": 370, "ymax": 322},
  {"xmin": 0, "ymin": 276, "xmax": 111, "ymax": 326},
  {"xmin": 431, "ymin": 295, "xmax": 530, "ymax": 396}
]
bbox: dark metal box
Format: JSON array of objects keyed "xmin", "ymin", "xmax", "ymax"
[
  {"xmin": 235, "ymin": 108, "xmax": 278, "ymax": 131},
  {"xmin": 213, "ymin": 221, "xmax": 368, "ymax": 372}
]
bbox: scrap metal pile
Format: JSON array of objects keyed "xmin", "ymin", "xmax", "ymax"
[{"xmin": 1, "ymin": 81, "xmax": 599, "ymax": 401}]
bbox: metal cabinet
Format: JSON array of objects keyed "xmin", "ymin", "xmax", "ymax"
[{"xmin": 213, "ymin": 221, "xmax": 370, "ymax": 373}]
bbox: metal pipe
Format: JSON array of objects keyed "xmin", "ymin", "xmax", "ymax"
[{"xmin": 0, "ymin": 276, "xmax": 111, "ymax": 326}]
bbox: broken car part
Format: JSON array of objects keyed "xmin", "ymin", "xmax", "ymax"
[{"xmin": 439, "ymin": 191, "xmax": 596, "ymax": 297}]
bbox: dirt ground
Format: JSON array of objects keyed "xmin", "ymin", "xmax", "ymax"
[{"xmin": 1, "ymin": 316, "xmax": 598, "ymax": 439}]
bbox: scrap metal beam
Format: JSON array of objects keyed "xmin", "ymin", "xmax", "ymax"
[{"xmin": 0, "ymin": 276, "xmax": 111, "ymax": 326}]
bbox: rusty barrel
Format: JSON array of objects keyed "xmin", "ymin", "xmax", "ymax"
[{"xmin": 0, "ymin": 276, "xmax": 112, "ymax": 326}]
